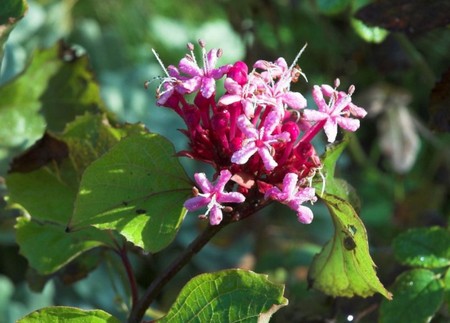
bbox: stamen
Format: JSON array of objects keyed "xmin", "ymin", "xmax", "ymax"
[
  {"xmin": 288, "ymin": 43, "xmax": 308, "ymax": 72},
  {"xmin": 152, "ymin": 48, "xmax": 170, "ymax": 77}
]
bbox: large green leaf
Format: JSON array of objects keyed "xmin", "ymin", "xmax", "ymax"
[
  {"xmin": 308, "ymin": 193, "xmax": 392, "ymax": 299},
  {"xmin": 68, "ymin": 133, "xmax": 191, "ymax": 252},
  {"xmin": 394, "ymin": 226, "xmax": 450, "ymax": 269},
  {"xmin": 0, "ymin": 43, "xmax": 105, "ymax": 175},
  {"xmin": 379, "ymin": 269, "xmax": 444, "ymax": 323},
  {"xmin": 17, "ymin": 306, "xmax": 120, "ymax": 323},
  {"xmin": 15, "ymin": 216, "xmax": 109, "ymax": 274},
  {"xmin": 0, "ymin": 0, "xmax": 28, "ymax": 66},
  {"xmin": 158, "ymin": 269, "xmax": 288, "ymax": 322},
  {"xmin": 7, "ymin": 114, "xmax": 137, "ymax": 274}
]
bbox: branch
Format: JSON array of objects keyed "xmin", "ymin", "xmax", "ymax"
[{"xmin": 127, "ymin": 220, "xmax": 227, "ymax": 322}]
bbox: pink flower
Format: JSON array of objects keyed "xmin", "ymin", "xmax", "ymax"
[
  {"xmin": 231, "ymin": 111, "xmax": 291, "ymax": 170},
  {"xmin": 265, "ymin": 173, "xmax": 317, "ymax": 224},
  {"xmin": 184, "ymin": 170, "xmax": 245, "ymax": 225},
  {"xmin": 303, "ymin": 81, "xmax": 366, "ymax": 143},
  {"xmin": 218, "ymin": 75, "xmax": 260, "ymax": 117},
  {"xmin": 178, "ymin": 41, "xmax": 231, "ymax": 98}
]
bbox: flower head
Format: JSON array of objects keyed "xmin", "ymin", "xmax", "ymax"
[
  {"xmin": 265, "ymin": 173, "xmax": 317, "ymax": 223},
  {"xmin": 184, "ymin": 170, "xmax": 245, "ymax": 225},
  {"xmin": 303, "ymin": 79, "xmax": 367, "ymax": 143},
  {"xmin": 178, "ymin": 40, "xmax": 231, "ymax": 98},
  {"xmin": 231, "ymin": 111, "xmax": 291, "ymax": 171}
]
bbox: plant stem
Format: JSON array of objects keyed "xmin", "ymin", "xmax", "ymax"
[
  {"xmin": 118, "ymin": 246, "xmax": 139, "ymax": 311},
  {"xmin": 127, "ymin": 221, "xmax": 228, "ymax": 323}
]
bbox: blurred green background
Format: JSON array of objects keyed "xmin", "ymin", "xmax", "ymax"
[{"xmin": 0, "ymin": 0, "xmax": 449, "ymax": 322}]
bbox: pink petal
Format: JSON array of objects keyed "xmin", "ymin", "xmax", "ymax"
[
  {"xmin": 210, "ymin": 64, "xmax": 231, "ymax": 79},
  {"xmin": 184, "ymin": 196, "xmax": 210, "ymax": 211},
  {"xmin": 296, "ymin": 205, "xmax": 314, "ymax": 224},
  {"xmin": 218, "ymin": 93, "xmax": 241, "ymax": 106},
  {"xmin": 179, "ymin": 57, "xmax": 202, "ymax": 76},
  {"xmin": 231, "ymin": 142, "xmax": 258, "ymax": 164},
  {"xmin": 323, "ymin": 119, "xmax": 338, "ymax": 143},
  {"xmin": 262, "ymin": 111, "xmax": 281, "ymax": 135},
  {"xmin": 320, "ymin": 84, "xmax": 334, "ymax": 96},
  {"xmin": 282, "ymin": 173, "xmax": 299, "ymax": 196},
  {"xmin": 200, "ymin": 77, "xmax": 216, "ymax": 98},
  {"xmin": 194, "ymin": 173, "xmax": 213, "ymax": 192},
  {"xmin": 237, "ymin": 115, "xmax": 258, "ymax": 138},
  {"xmin": 312, "ymin": 85, "xmax": 328, "ymax": 112},
  {"xmin": 336, "ymin": 116, "xmax": 360, "ymax": 132},
  {"xmin": 258, "ymin": 147, "xmax": 278, "ymax": 170},
  {"xmin": 209, "ymin": 205, "xmax": 223, "ymax": 225},
  {"xmin": 218, "ymin": 191, "xmax": 245, "ymax": 204},
  {"xmin": 281, "ymin": 92, "xmax": 307, "ymax": 110},
  {"xmin": 302, "ymin": 109, "xmax": 329, "ymax": 122},
  {"xmin": 205, "ymin": 49, "xmax": 219, "ymax": 71},
  {"xmin": 215, "ymin": 170, "xmax": 232, "ymax": 192},
  {"xmin": 182, "ymin": 76, "xmax": 202, "ymax": 93}
]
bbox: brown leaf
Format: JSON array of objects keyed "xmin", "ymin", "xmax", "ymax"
[
  {"xmin": 355, "ymin": 0, "xmax": 450, "ymax": 34},
  {"xmin": 429, "ymin": 67, "xmax": 450, "ymax": 132},
  {"xmin": 9, "ymin": 133, "xmax": 68, "ymax": 173}
]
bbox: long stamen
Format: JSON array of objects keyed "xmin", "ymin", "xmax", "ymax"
[{"xmin": 152, "ymin": 48, "xmax": 170, "ymax": 77}]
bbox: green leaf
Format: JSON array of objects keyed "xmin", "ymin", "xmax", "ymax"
[
  {"xmin": 380, "ymin": 269, "xmax": 444, "ymax": 323},
  {"xmin": 15, "ymin": 216, "xmax": 108, "ymax": 275},
  {"xmin": 17, "ymin": 306, "xmax": 120, "ymax": 323},
  {"xmin": 6, "ymin": 114, "xmax": 135, "ymax": 274},
  {"xmin": 68, "ymin": 133, "xmax": 191, "ymax": 252},
  {"xmin": 308, "ymin": 193, "xmax": 392, "ymax": 299},
  {"xmin": 0, "ymin": 0, "xmax": 28, "ymax": 65},
  {"xmin": 394, "ymin": 226, "xmax": 450, "ymax": 269},
  {"xmin": 0, "ymin": 43, "xmax": 106, "ymax": 175},
  {"xmin": 158, "ymin": 269, "xmax": 288, "ymax": 323}
]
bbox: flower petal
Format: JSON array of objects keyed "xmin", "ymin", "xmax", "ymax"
[
  {"xmin": 218, "ymin": 191, "xmax": 246, "ymax": 204},
  {"xmin": 179, "ymin": 57, "xmax": 202, "ymax": 76},
  {"xmin": 258, "ymin": 147, "xmax": 278, "ymax": 170},
  {"xmin": 231, "ymin": 142, "xmax": 258, "ymax": 164},
  {"xmin": 209, "ymin": 205, "xmax": 223, "ymax": 225},
  {"xmin": 194, "ymin": 173, "xmax": 213, "ymax": 192},
  {"xmin": 184, "ymin": 196, "xmax": 210, "ymax": 211}
]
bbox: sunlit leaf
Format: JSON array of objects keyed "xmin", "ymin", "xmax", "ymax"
[
  {"xmin": 351, "ymin": 18, "xmax": 389, "ymax": 43},
  {"xmin": 379, "ymin": 269, "xmax": 444, "ymax": 323},
  {"xmin": 15, "ymin": 216, "xmax": 108, "ymax": 275},
  {"xmin": 0, "ymin": 43, "xmax": 106, "ymax": 175},
  {"xmin": 158, "ymin": 269, "xmax": 288, "ymax": 323},
  {"xmin": 68, "ymin": 133, "xmax": 191, "ymax": 252},
  {"xmin": 7, "ymin": 114, "xmax": 138, "ymax": 274},
  {"xmin": 17, "ymin": 306, "xmax": 120, "ymax": 323},
  {"xmin": 393, "ymin": 226, "xmax": 450, "ymax": 269},
  {"xmin": 308, "ymin": 193, "xmax": 392, "ymax": 299}
]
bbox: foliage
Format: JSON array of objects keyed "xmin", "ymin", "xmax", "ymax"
[{"xmin": 1, "ymin": 0, "xmax": 449, "ymax": 322}]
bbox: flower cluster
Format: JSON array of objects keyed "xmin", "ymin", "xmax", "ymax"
[{"xmin": 151, "ymin": 40, "xmax": 367, "ymax": 225}]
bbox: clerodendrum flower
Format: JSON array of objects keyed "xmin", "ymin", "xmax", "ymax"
[
  {"xmin": 265, "ymin": 173, "xmax": 317, "ymax": 224},
  {"xmin": 184, "ymin": 170, "xmax": 245, "ymax": 225},
  {"xmin": 303, "ymin": 80, "xmax": 367, "ymax": 143},
  {"xmin": 231, "ymin": 111, "xmax": 291, "ymax": 171},
  {"xmin": 151, "ymin": 42, "xmax": 367, "ymax": 225}
]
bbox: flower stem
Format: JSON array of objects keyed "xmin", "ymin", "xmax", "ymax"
[
  {"xmin": 118, "ymin": 246, "xmax": 139, "ymax": 310},
  {"xmin": 127, "ymin": 221, "xmax": 228, "ymax": 323}
]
